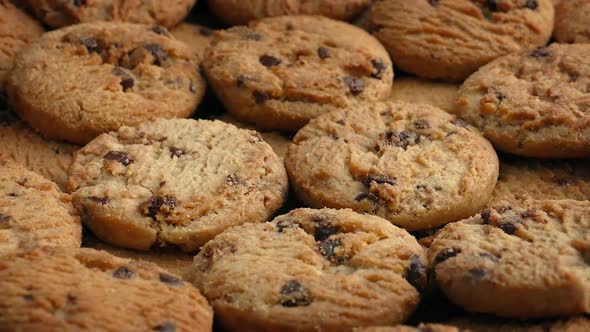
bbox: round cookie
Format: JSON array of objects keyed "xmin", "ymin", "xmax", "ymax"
[
  {"xmin": 429, "ymin": 200, "xmax": 590, "ymax": 318},
  {"xmin": 192, "ymin": 208, "xmax": 428, "ymax": 331},
  {"xmin": 455, "ymin": 43, "xmax": 590, "ymax": 158},
  {"xmin": 0, "ymin": 108, "xmax": 78, "ymax": 191},
  {"xmin": 0, "ymin": 247, "xmax": 213, "ymax": 331},
  {"xmin": 21, "ymin": 0, "xmax": 196, "ymax": 29},
  {"xmin": 553, "ymin": 0, "xmax": 590, "ymax": 43},
  {"xmin": 67, "ymin": 118, "xmax": 288, "ymax": 252},
  {"xmin": 285, "ymin": 101, "xmax": 499, "ymax": 232},
  {"xmin": 171, "ymin": 23, "xmax": 214, "ymax": 61},
  {"xmin": 0, "ymin": 0, "xmax": 44, "ymax": 88},
  {"xmin": 208, "ymin": 0, "xmax": 372, "ymax": 25},
  {"xmin": 360, "ymin": 0, "xmax": 554, "ymax": 81},
  {"xmin": 490, "ymin": 156, "xmax": 590, "ymax": 206},
  {"xmin": 203, "ymin": 15, "xmax": 393, "ymax": 131},
  {"xmin": 390, "ymin": 77, "xmax": 459, "ymax": 112},
  {"xmin": 0, "ymin": 160, "xmax": 81, "ymax": 255},
  {"xmin": 6, "ymin": 22, "xmax": 205, "ymax": 145}
]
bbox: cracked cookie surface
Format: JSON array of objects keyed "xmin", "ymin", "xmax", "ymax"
[
  {"xmin": 203, "ymin": 15, "xmax": 393, "ymax": 131},
  {"xmin": 7, "ymin": 22, "xmax": 205, "ymax": 145},
  {"xmin": 429, "ymin": 200, "xmax": 590, "ymax": 318},
  {"xmin": 456, "ymin": 43, "xmax": 590, "ymax": 158},
  {"xmin": 21, "ymin": 0, "xmax": 196, "ymax": 28},
  {"xmin": 67, "ymin": 118, "xmax": 288, "ymax": 252},
  {"xmin": 0, "ymin": 160, "xmax": 81, "ymax": 255},
  {"xmin": 360, "ymin": 0, "xmax": 553, "ymax": 81},
  {"xmin": 553, "ymin": 0, "xmax": 590, "ymax": 43},
  {"xmin": 285, "ymin": 101, "xmax": 499, "ymax": 232},
  {"xmin": 192, "ymin": 208, "xmax": 427, "ymax": 331},
  {"xmin": 0, "ymin": 247, "xmax": 212, "ymax": 331}
]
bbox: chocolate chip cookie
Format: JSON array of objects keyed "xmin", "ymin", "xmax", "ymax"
[
  {"xmin": 208, "ymin": 0, "xmax": 371, "ymax": 25},
  {"xmin": 0, "ymin": 0, "xmax": 44, "ymax": 88},
  {"xmin": 390, "ymin": 77, "xmax": 459, "ymax": 112},
  {"xmin": 554, "ymin": 0, "xmax": 590, "ymax": 43},
  {"xmin": 193, "ymin": 208, "xmax": 427, "ymax": 331},
  {"xmin": 203, "ymin": 15, "xmax": 393, "ymax": 131},
  {"xmin": 360, "ymin": 0, "xmax": 554, "ymax": 81},
  {"xmin": 429, "ymin": 200, "xmax": 590, "ymax": 318},
  {"xmin": 0, "ymin": 160, "xmax": 81, "ymax": 255},
  {"xmin": 285, "ymin": 101, "xmax": 499, "ymax": 232},
  {"xmin": 0, "ymin": 247, "xmax": 213, "ymax": 331},
  {"xmin": 456, "ymin": 43, "xmax": 590, "ymax": 158},
  {"xmin": 490, "ymin": 156, "xmax": 590, "ymax": 206},
  {"xmin": 21, "ymin": 0, "xmax": 196, "ymax": 28},
  {"xmin": 171, "ymin": 23, "xmax": 213, "ymax": 61},
  {"xmin": 7, "ymin": 22, "xmax": 205, "ymax": 145},
  {"xmin": 67, "ymin": 118, "xmax": 288, "ymax": 252}
]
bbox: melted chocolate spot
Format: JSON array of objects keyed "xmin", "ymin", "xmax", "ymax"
[
  {"xmin": 481, "ymin": 209, "xmax": 491, "ymax": 224},
  {"xmin": 143, "ymin": 195, "xmax": 177, "ymax": 220},
  {"xmin": 434, "ymin": 247, "xmax": 461, "ymax": 264},
  {"xmin": 103, "ymin": 151, "xmax": 133, "ymax": 166},
  {"xmin": 144, "ymin": 44, "xmax": 168, "ymax": 66},
  {"xmin": 312, "ymin": 215, "xmax": 340, "ymax": 241},
  {"xmin": 498, "ymin": 216, "xmax": 520, "ymax": 235},
  {"xmin": 153, "ymin": 321, "xmax": 176, "ymax": 332},
  {"xmin": 120, "ymin": 77, "xmax": 134, "ymax": 91},
  {"xmin": 343, "ymin": 77, "xmax": 364, "ymax": 95},
  {"xmin": 159, "ymin": 273, "xmax": 183, "ymax": 286},
  {"xmin": 169, "ymin": 147, "xmax": 184, "ymax": 158},
  {"xmin": 280, "ymin": 280, "xmax": 311, "ymax": 307},
  {"xmin": 370, "ymin": 59, "xmax": 387, "ymax": 79},
  {"xmin": 382, "ymin": 131, "xmax": 420, "ymax": 150},
  {"xmin": 259, "ymin": 55, "xmax": 281, "ymax": 67},
  {"xmin": 112, "ymin": 267, "xmax": 134, "ymax": 279},
  {"xmin": 362, "ymin": 174, "xmax": 397, "ymax": 187},
  {"xmin": 406, "ymin": 255, "xmax": 427, "ymax": 291},
  {"xmin": 318, "ymin": 47, "xmax": 331, "ymax": 59},
  {"xmin": 318, "ymin": 238, "xmax": 345, "ymax": 264}
]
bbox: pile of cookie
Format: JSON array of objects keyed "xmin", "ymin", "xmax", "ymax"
[{"xmin": 0, "ymin": 0, "xmax": 588, "ymax": 331}]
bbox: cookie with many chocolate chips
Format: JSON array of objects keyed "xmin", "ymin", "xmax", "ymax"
[
  {"xmin": 67, "ymin": 118, "xmax": 288, "ymax": 252},
  {"xmin": 203, "ymin": 15, "xmax": 393, "ymax": 131},
  {"xmin": 0, "ymin": 160, "xmax": 81, "ymax": 255},
  {"xmin": 455, "ymin": 43, "xmax": 590, "ymax": 158},
  {"xmin": 6, "ymin": 22, "xmax": 205, "ymax": 145},
  {"xmin": 0, "ymin": 247, "xmax": 212, "ymax": 331},
  {"xmin": 285, "ymin": 101, "xmax": 499, "ymax": 232},
  {"xmin": 21, "ymin": 0, "xmax": 196, "ymax": 28},
  {"xmin": 192, "ymin": 208, "xmax": 427, "ymax": 331},
  {"xmin": 429, "ymin": 200, "xmax": 590, "ymax": 318},
  {"xmin": 360, "ymin": 0, "xmax": 554, "ymax": 81},
  {"xmin": 390, "ymin": 77, "xmax": 459, "ymax": 112},
  {"xmin": 554, "ymin": 0, "xmax": 590, "ymax": 43},
  {"xmin": 208, "ymin": 0, "xmax": 372, "ymax": 25}
]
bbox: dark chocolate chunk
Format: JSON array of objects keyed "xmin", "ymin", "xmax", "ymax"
[
  {"xmin": 524, "ymin": 0, "xmax": 538, "ymax": 9},
  {"xmin": 151, "ymin": 26, "xmax": 170, "ymax": 36},
  {"xmin": 382, "ymin": 131, "xmax": 420, "ymax": 150},
  {"xmin": 469, "ymin": 268, "xmax": 486, "ymax": 280},
  {"xmin": 159, "ymin": 273, "xmax": 183, "ymax": 286},
  {"xmin": 276, "ymin": 219, "xmax": 298, "ymax": 232},
  {"xmin": 318, "ymin": 238, "xmax": 345, "ymax": 264},
  {"xmin": 317, "ymin": 47, "xmax": 331, "ymax": 59},
  {"xmin": 355, "ymin": 192, "xmax": 379, "ymax": 204},
  {"xmin": 143, "ymin": 195, "xmax": 177, "ymax": 220},
  {"xmin": 120, "ymin": 77, "xmax": 134, "ymax": 92},
  {"xmin": 362, "ymin": 174, "xmax": 397, "ymax": 187},
  {"xmin": 0, "ymin": 213, "xmax": 10, "ymax": 223},
  {"xmin": 112, "ymin": 266, "xmax": 134, "ymax": 279},
  {"xmin": 343, "ymin": 77, "xmax": 364, "ymax": 95},
  {"xmin": 312, "ymin": 215, "xmax": 339, "ymax": 241},
  {"xmin": 434, "ymin": 247, "xmax": 461, "ymax": 264},
  {"xmin": 144, "ymin": 44, "xmax": 168, "ymax": 66},
  {"xmin": 80, "ymin": 37, "xmax": 98, "ymax": 52},
  {"xmin": 280, "ymin": 280, "xmax": 311, "ymax": 307},
  {"xmin": 169, "ymin": 147, "xmax": 184, "ymax": 158},
  {"xmin": 406, "ymin": 255, "xmax": 427, "ymax": 291},
  {"xmin": 103, "ymin": 151, "xmax": 133, "ymax": 166},
  {"xmin": 530, "ymin": 47, "xmax": 551, "ymax": 58},
  {"xmin": 450, "ymin": 118, "xmax": 469, "ymax": 128},
  {"xmin": 259, "ymin": 55, "xmax": 281, "ymax": 67},
  {"xmin": 88, "ymin": 196, "xmax": 109, "ymax": 205},
  {"xmin": 253, "ymin": 91, "xmax": 269, "ymax": 104},
  {"xmin": 370, "ymin": 59, "xmax": 387, "ymax": 79},
  {"xmin": 153, "ymin": 321, "xmax": 176, "ymax": 332},
  {"xmin": 414, "ymin": 119, "xmax": 431, "ymax": 130},
  {"xmin": 498, "ymin": 217, "xmax": 519, "ymax": 235},
  {"xmin": 480, "ymin": 209, "xmax": 491, "ymax": 224}
]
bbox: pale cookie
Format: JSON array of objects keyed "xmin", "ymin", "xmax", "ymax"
[
  {"xmin": 285, "ymin": 101, "xmax": 499, "ymax": 232},
  {"xmin": 0, "ymin": 247, "xmax": 212, "ymax": 331},
  {"xmin": 171, "ymin": 23, "xmax": 213, "ymax": 61},
  {"xmin": 203, "ymin": 15, "xmax": 393, "ymax": 131},
  {"xmin": 208, "ymin": 0, "xmax": 371, "ymax": 25},
  {"xmin": 360, "ymin": 0, "xmax": 554, "ymax": 81},
  {"xmin": 7, "ymin": 22, "xmax": 205, "ymax": 145},
  {"xmin": 67, "ymin": 118, "xmax": 288, "ymax": 252},
  {"xmin": 193, "ymin": 208, "xmax": 428, "ymax": 331},
  {"xmin": 0, "ymin": 0, "xmax": 44, "ymax": 88},
  {"xmin": 22, "ymin": 0, "xmax": 196, "ymax": 28},
  {"xmin": 429, "ymin": 200, "xmax": 590, "ymax": 318},
  {"xmin": 456, "ymin": 43, "xmax": 590, "ymax": 158},
  {"xmin": 490, "ymin": 156, "xmax": 590, "ymax": 206},
  {"xmin": 450, "ymin": 315, "xmax": 590, "ymax": 332},
  {"xmin": 554, "ymin": 0, "xmax": 590, "ymax": 43},
  {"xmin": 390, "ymin": 77, "xmax": 459, "ymax": 112},
  {"xmin": 0, "ymin": 160, "xmax": 81, "ymax": 255}
]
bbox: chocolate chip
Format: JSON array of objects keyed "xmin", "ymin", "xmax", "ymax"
[
  {"xmin": 169, "ymin": 147, "xmax": 184, "ymax": 158},
  {"xmin": 469, "ymin": 268, "xmax": 486, "ymax": 280},
  {"xmin": 450, "ymin": 118, "xmax": 469, "ymax": 127},
  {"xmin": 112, "ymin": 267, "xmax": 134, "ymax": 279},
  {"xmin": 280, "ymin": 280, "xmax": 311, "ymax": 307},
  {"xmin": 362, "ymin": 174, "xmax": 397, "ymax": 187},
  {"xmin": 199, "ymin": 27, "xmax": 213, "ymax": 36},
  {"xmin": 142, "ymin": 195, "xmax": 177, "ymax": 220},
  {"xmin": 343, "ymin": 77, "xmax": 364, "ymax": 95},
  {"xmin": 524, "ymin": 0, "xmax": 538, "ymax": 9},
  {"xmin": 318, "ymin": 238, "xmax": 345, "ymax": 264},
  {"xmin": 120, "ymin": 77, "xmax": 134, "ymax": 91},
  {"xmin": 498, "ymin": 217, "xmax": 519, "ymax": 235},
  {"xmin": 434, "ymin": 247, "xmax": 461, "ymax": 264},
  {"xmin": 382, "ymin": 131, "xmax": 420, "ymax": 150},
  {"xmin": 406, "ymin": 255, "xmax": 427, "ymax": 291},
  {"xmin": 414, "ymin": 119, "xmax": 431, "ymax": 130},
  {"xmin": 530, "ymin": 47, "xmax": 551, "ymax": 58},
  {"xmin": 88, "ymin": 196, "xmax": 109, "ymax": 205},
  {"xmin": 355, "ymin": 192, "xmax": 379, "ymax": 204},
  {"xmin": 276, "ymin": 220, "xmax": 298, "ymax": 232},
  {"xmin": 151, "ymin": 26, "xmax": 170, "ymax": 36},
  {"xmin": 253, "ymin": 91, "xmax": 268, "ymax": 104},
  {"xmin": 73, "ymin": 0, "xmax": 86, "ymax": 6},
  {"xmin": 159, "ymin": 273, "xmax": 183, "ymax": 286},
  {"xmin": 103, "ymin": 151, "xmax": 133, "ymax": 166},
  {"xmin": 428, "ymin": 0, "xmax": 439, "ymax": 6},
  {"xmin": 259, "ymin": 55, "xmax": 281, "ymax": 67},
  {"xmin": 153, "ymin": 321, "xmax": 176, "ymax": 332},
  {"xmin": 312, "ymin": 215, "xmax": 339, "ymax": 241},
  {"xmin": 485, "ymin": 0, "xmax": 498, "ymax": 11},
  {"xmin": 317, "ymin": 47, "xmax": 331, "ymax": 59},
  {"xmin": 0, "ymin": 213, "xmax": 10, "ymax": 223},
  {"xmin": 80, "ymin": 37, "xmax": 98, "ymax": 52},
  {"xmin": 481, "ymin": 209, "xmax": 491, "ymax": 224},
  {"xmin": 144, "ymin": 44, "xmax": 168, "ymax": 66},
  {"xmin": 370, "ymin": 59, "xmax": 387, "ymax": 79}
]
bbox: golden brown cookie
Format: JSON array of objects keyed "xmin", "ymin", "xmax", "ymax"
[
  {"xmin": 455, "ymin": 43, "xmax": 590, "ymax": 158},
  {"xmin": 0, "ymin": 247, "xmax": 213, "ymax": 331},
  {"xmin": 193, "ymin": 208, "xmax": 428, "ymax": 331},
  {"xmin": 67, "ymin": 118, "xmax": 288, "ymax": 252},
  {"xmin": 360, "ymin": 0, "xmax": 554, "ymax": 81},
  {"xmin": 554, "ymin": 0, "xmax": 590, "ymax": 43},
  {"xmin": 203, "ymin": 15, "xmax": 393, "ymax": 131},
  {"xmin": 285, "ymin": 101, "xmax": 499, "ymax": 232},
  {"xmin": 390, "ymin": 77, "xmax": 459, "ymax": 112},
  {"xmin": 0, "ymin": 160, "xmax": 81, "ymax": 255},
  {"xmin": 170, "ymin": 23, "xmax": 213, "ymax": 61},
  {"xmin": 7, "ymin": 22, "xmax": 205, "ymax": 145}
]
